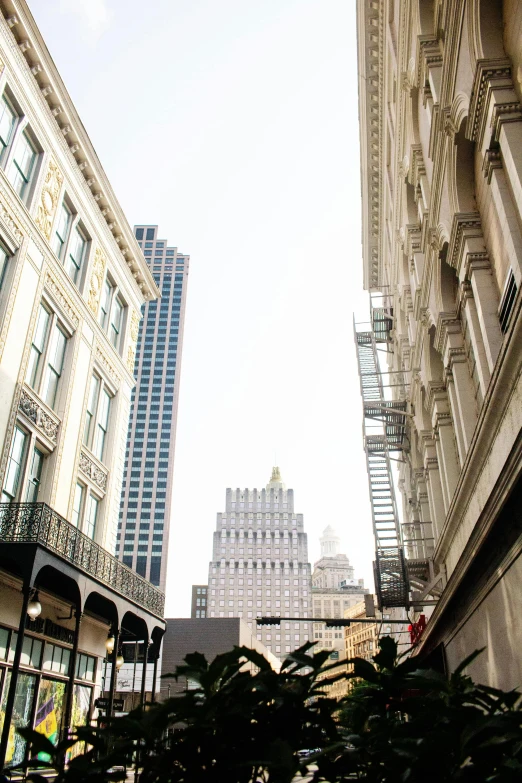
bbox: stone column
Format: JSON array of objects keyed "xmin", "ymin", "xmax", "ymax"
[
  {"xmin": 422, "ymin": 437, "xmax": 446, "ymax": 542},
  {"xmin": 442, "ymin": 325, "xmax": 478, "ymax": 459},
  {"xmin": 468, "ymin": 256, "xmax": 503, "ymax": 371},
  {"xmin": 461, "ymin": 282, "xmax": 491, "ymax": 401}
]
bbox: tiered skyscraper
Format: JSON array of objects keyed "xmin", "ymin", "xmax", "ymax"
[
  {"xmin": 207, "ymin": 468, "xmax": 313, "ymax": 658},
  {"xmin": 116, "ymin": 225, "xmax": 189, "ymax": 589}
]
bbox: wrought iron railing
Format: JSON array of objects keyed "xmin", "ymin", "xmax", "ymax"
[{"xmin": 0, "ymin": 503, "xmax": 164, "ymax": 618}]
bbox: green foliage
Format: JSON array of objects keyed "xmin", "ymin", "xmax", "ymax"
[{"xmin": 8, "ymin": 638, "xmax": 522, "ymax": 783}]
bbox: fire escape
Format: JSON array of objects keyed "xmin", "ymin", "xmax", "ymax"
[{"xmin": 354, "ymin": 298, "xmax": 435, "ymax": 610}]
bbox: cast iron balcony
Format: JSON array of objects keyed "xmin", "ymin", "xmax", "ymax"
[{"xmin": 0, "ymin": 502, "xmax": 164, "ymax": 617}]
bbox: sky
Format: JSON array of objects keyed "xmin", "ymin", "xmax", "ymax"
[{"xmin": 29, "ymin": 0, "xmax": 376, "ymax": 616}]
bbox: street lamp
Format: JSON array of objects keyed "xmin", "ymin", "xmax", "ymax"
[
  {"xmin": 105, "ymin": 631, "xmax": 115, "ymax": 655},
  {"xmin": 115, "ymin": 653, "xmax": 124, "ymax": 671},
  {"xmin": 27, "ymin": 590, "xmax": 42, "ymax": 621}
]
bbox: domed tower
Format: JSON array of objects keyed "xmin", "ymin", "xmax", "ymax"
[{"xmin": 319, "ymin": 525, "xmax": 341, "ymax": 557}]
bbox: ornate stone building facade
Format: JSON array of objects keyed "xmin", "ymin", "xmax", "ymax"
[
  {"xmin": 356, "ymin": 0, "xmax": 522, "ymax": 688},
  {"xmin": 0, "ymin": 0, "xmax": 163, "ymax": 767}
]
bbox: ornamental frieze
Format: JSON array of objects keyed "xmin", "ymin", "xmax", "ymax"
[
  {"xmin": 79, "ymin": 448, "xmax": 108, "ymax": 492},
  {"xmin": 34, "ymin": 158, "xmax": 63, "ymax": 240},
  {"xmin": 45, "ymin": 270, "xmax": 80, "ymax": 327},
  {"xmin": 19, "ymin": 387, "xmax": 59, "ymax": 444}
]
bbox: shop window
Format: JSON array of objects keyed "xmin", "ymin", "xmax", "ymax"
[
  {"xmin": 34, "ymin": 677, "xmax": 66, "ymax": 755},
  {"xmin": 0, "ymin": 626, "xmax": 9, "ymax": 659},
  {"xmin": 42, "ymin": 642, "xmax": 70, "ymax": 676},
  {"xmin": 0, "ymin": 670, "xmax": 36, "ymax": 766},
  {"xmin": 8, "ymin": 633, "xmax": 42, "ymax": 668},
  {"xmin": 76, "ymin": 652, "xmax": 95, "ymax": 681}
]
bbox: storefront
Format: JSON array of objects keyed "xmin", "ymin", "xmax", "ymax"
[{"xmin": 0, "ymin": 621, "xmax": 96, "ymax": 766}]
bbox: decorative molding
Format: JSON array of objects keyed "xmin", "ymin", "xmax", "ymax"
[
  {"xmin": 34, "ymin": 157, "xmax": 63, "ymax": 240},
  {"xmin": 126, "ymin": 344, "xmax": 136, "ymax": 375},
  {"xmin": 467, "ymin": 58, "xmax": 513, "ymax": 143},
  {"xmin": 79, "ymin": 448, "xmax": 108, "ymax": 492},
  {"xmin": 447, "ymin": 212, "xmax": 483, "ymax": 272},
  {"xmin": 482, "ymin": 148, "xmax": 502, "ymax": 183},
  {"xmin": 95, "ymin": 345, "xmax": 120, "ymax": 387},
  {"xmin": 19, "ymin": 386, "xmax": 60, "ymax": 444},
  {"xmin": 44, "ymin": 270, "xmax": 80, "ymax": 328},
  {"xmin": 0, "ymin": 190, "xmax": 23, "ymax": 243},
  {"xmin": 130, "ymin": 309, "xmax": 140, "ymax": 343},
  {"xmin": 88, "ymin": 247, "xmax": 106, "ymax": 316}
]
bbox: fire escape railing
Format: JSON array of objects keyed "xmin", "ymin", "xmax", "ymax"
[{"xmin": 354, "ymin": 306, "xmax": 412, "ymax": 609}]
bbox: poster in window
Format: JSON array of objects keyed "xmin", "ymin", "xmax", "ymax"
[
  {"xmin": 34, "ymin": 678, "xmax": 65, "ymax": 760},
  {"xmin": 0, "ymin": 671, "xmax": 37, "ymax": 766},
  {"xmin": 67, "ymin": 684, "xmax": 92, "ymax": 760}
]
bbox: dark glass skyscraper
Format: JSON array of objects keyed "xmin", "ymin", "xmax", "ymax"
[{"xmin": 116, "ymin": 225, "xmax": 189, "ymax": 589}]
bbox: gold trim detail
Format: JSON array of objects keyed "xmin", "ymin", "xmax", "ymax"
[
  {"xmin": 35, "ymin": 158, "xmax": 63, "ymax": 240},
  {"xmin": 88, "ymin": 247, "xmax": 106, "ymax": 315}
]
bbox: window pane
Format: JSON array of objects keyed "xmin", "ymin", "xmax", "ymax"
[
  {"xmin": 42, "ymin": 326, "xmax": 67, "ymax": 408},
  {"xmin": 26, "ymin": 305, "xmax": 50, "ymax": 388},
  {"xmin": 94, "ymin": 390, "xmax": 110, "ymax": 460},
  {"xmin": 8, "ymin": 132, "xmax": 36, "ymax": 198},
  {"xmin": 85, "ymin": 495, "xmax": 98, "ymax": 539},
  {"xmin": 110, "ymin": 297, "xmax": 123, "ymax": 348},
  {"xmin": 65, "ymin": 227, "xmax": 86, "ymax": 283},
  {"xmin": 25, "ymin": 446, "xmax": 44, "ymax": 502},
  {"xmin": 0, "ymin": 671, "xmax": 37, "ymax": 766},
  {"xmin": 2, "ymin": 426, "xmax": 27, "ymax": 501},
  {"xmin": 0, "ymin": 96, "xmax": 16, "ymax": 149},
  {"xmin": 52, "ymin": 202, "xmax": 71, "ymax": 259},
  {"xmin": 99, "ymin": 280, "xmax": 112, "ymax": 329},
  {"xmin": 0, "ymin": 245, "xmax": 9, "ymax": 289},
  {"xmin": 0, "ymin": 627, "xmax": 8, "ymax": 660},
  {"xmin": 72, "ymin": 483, "xmax": 83, "ymax": 528},
  {"xmin": 34, "ymin": 678, "xmax": 66, "ymax": 753},
  {"xmin": 42, "ymin": 643, "xmax": 54, "ymax": 671},
  {"xmin": 84, "ymin": 375, "xmax": 99, "ymax": 445}
]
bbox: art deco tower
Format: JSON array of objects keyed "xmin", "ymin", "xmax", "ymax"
[
  {"xmin": 116, "ymin": 225, "xmax": 189, "ymax": 589},
  {"xmin": 207, "ymin": 468, "xmax": 313, "ymax": 658}
]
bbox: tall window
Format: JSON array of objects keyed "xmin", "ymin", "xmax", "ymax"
[
  {"xmin": 41, "ymin": 325, "xmax": 67, "ymax": 409},
  {"xmin": 84, "ymin": 374, "xmax": 112, "ymax": 463},
  {"xmin": 99, "ymin": 275, "xmax": 125, "ymax": 351},
  {"xmin": 26, "ymin": 302, "xmax": 69, "ymax": 412},
  {"xmin": 26, "ymin": 305, "xmax": 50, "ymax": 388},
  {"xmin": 1, "ymin": 426, "xmax": 27, "ymax": 502},
  {"xmin": 52, "ymin": 198, "xmax": 89, "ymax": 285},
  {"xmin": 52, "ymin": 202, "xmax": 71, "ymax": 259},
  {"xmin": 0, "ymin": 95, "xmax": 17, "ymax": 157},
  {"xmin": 7, "ymin": 131, "xmax": 37, "ymax": 200}
]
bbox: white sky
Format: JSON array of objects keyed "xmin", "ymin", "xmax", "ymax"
[{"xmin": 29, "ymin": 0, "xmax": 376, "ymax": 616}]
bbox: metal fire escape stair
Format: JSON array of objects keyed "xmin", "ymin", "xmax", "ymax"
[{"xmin": 354, "ymin": 315, "xmax": 410, "ymax": 608}]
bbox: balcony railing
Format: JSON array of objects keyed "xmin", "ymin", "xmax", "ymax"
[{"xmin": 0, "ymin": 503, "xmax": 164, "ymax": 618}]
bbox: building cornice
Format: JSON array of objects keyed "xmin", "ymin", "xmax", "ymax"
[
  {"xmin": 357, "ymin": 0, "xmax": 384, "ymax": 291},
  {"xmin": 0, "ymin": 0, "xmax": 159, "ymax": 301}
]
